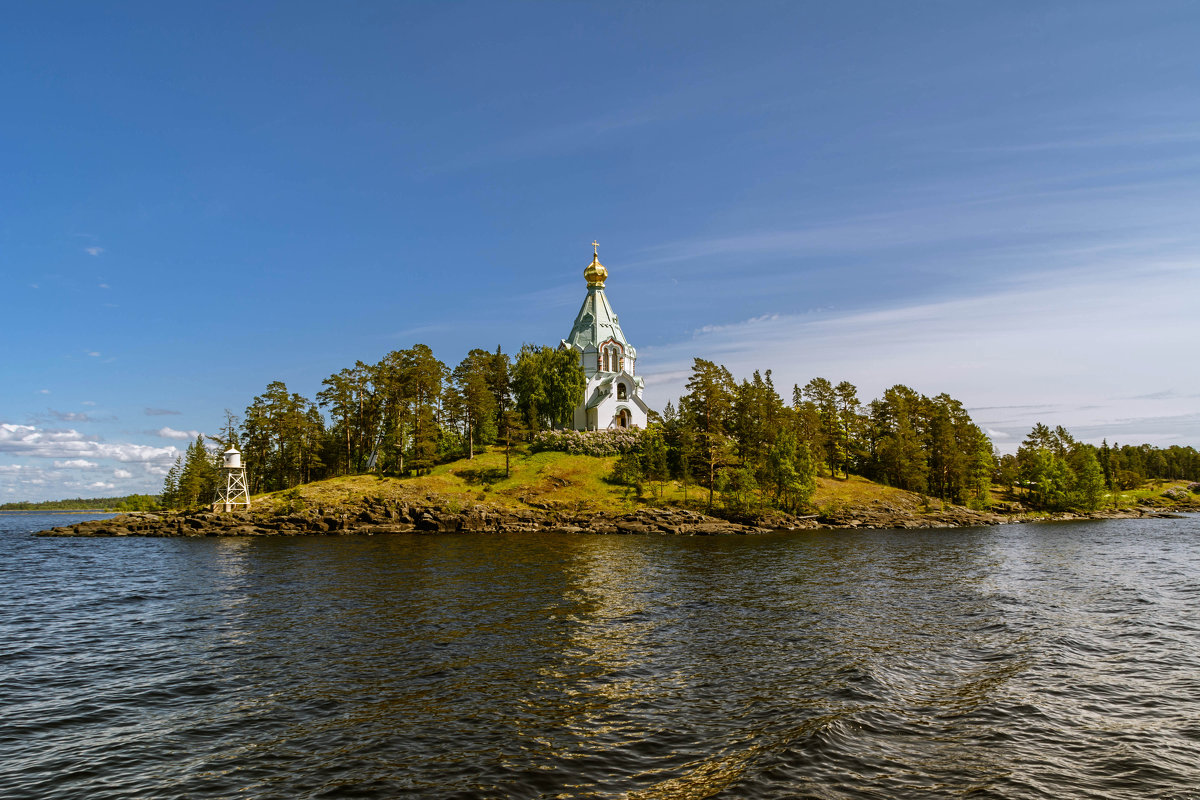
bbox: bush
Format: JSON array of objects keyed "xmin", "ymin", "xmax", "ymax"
[{"xmin": 531, "ymin": 428, "xmax": 643, "ymax": 457}]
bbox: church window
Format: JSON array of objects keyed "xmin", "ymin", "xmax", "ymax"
[
  {"xmin": 601, "ymin": 343, "xmax": 622, "ymax": 372},
  {"xmin": 617, "ymin": 383, "xmax": 626, "ymax": 400}
]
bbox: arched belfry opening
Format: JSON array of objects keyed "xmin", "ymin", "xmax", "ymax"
[{"xmin": 617, "ymin": 383, "xmax": 627, "ymax": 400}]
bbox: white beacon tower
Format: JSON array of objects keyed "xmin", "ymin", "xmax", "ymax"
[{"xmin": 217, "ymin": 446, "xmax": 250, "ymax": 512}]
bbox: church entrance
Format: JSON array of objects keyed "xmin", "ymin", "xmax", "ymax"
[{"xmin": 618, "ymin": 409, "xmax": 630, "ymax": 428}]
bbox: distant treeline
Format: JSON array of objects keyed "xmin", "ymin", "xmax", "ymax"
[
  {"xmin": 996, "ymin": 424, "xmax": 1200, "ymax": 511},
  {"xmin": 1, "ymin": 494, "xmax": 160, "ymax": 512}
]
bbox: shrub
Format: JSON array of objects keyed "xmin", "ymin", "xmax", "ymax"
[{"xmin": 531, "ymin": 428, "xmax": 643, "ymax": 457}]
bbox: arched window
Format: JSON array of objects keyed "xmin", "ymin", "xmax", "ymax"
[
  {"xmin": 617, "ymin": 383, "xmax": 627, "ymax": 400},
  {"xmin": 601, "ymin": 343, "xmax": 622, "ymax": 372}
]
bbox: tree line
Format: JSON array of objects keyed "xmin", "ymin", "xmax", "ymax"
[
  {"xmin": 612, "ymin": 358, "xmax": 994, "ymax": 514},
  {"xmin": 158, "ymin": 345, "xmax": 1199, "ymax": 515},
  {"xmin": 159, "ymin": 342, "xmax": 586, "ymax": 506},
  {"xmin": 0, "ymin": 494, "xmax": 159, "ymax": 511},
  {"xmin": 995, "ymin": 423, "xmax": 1200, "ymax": 511}
]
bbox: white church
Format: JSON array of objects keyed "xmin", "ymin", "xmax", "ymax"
[{"xmin": 560, "ymin": 243, "xmax": 650, "ymax": 430}]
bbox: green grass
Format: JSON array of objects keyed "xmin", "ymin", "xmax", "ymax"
[
  {"xmin": 253, "ymin": 447, "xmax": 633, "ymax": 514},
  {"xmin": 1106, "ymin": 478, "xmax": 1194, "ymax": 508},
  {"xmin": 995, "ymin": 478, "xmax": 1195, "ymax": 511},
  {"xmin": 253, "ymin": 449, "xmax": 941, "ymax": 518},
  {"xmin": 253, "ymin": 449, "xmax": 1197, "ymax": 518}
]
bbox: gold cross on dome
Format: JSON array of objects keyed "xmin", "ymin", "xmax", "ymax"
[{"xmin": 592, "ymin": 240, "xmax": 599, "ymax": 256}]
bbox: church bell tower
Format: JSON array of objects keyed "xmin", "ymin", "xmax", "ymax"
[{"xmin": 560, "ymin": 242, "xmax": 649, "ymax": 430}]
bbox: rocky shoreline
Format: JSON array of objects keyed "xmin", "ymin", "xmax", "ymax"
[{"xmin": 34, "ymin": 494, "xmax": 1197, "ymax": 538}]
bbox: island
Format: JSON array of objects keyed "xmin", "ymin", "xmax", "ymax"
[{"xmin": 35, "ymin": 446, "xmax": 1199, "ymax": 538}]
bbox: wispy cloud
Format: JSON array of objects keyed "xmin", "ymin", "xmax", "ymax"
[
  {"xmin": 85, "ymin": 246, "xmax": 104, "ymax": 256},
  {"xmin": 436, "ymin": 108, "xmax": 670, "ymax": 173},
  {"xmin": 49, "ymin": 410, "xmax": 93, "ymax": 423},
  {"xmin": 155, "ymin": 427, "xmax": 200, "ymax": 440},
  {"xmin": 387, "ymin": 323, "xmax": 453, "ymax": 340},
  {"xmin": 40, "ymin": 409, "xmax": 116, "ymax": 424},
  {"xmin": 113, "ymin": 468, "xmax": 132, "ymax": 479},
  {"xmin": 640, "ymin": 259, "xmax": 1200, "ymax": 453},
  {"xmin": 960, "ymin": 124, "xmax": 1200, "ymax": 155},
  {"xmin": 144, "ymin": 408, "xmax": 181, "ymax": 416}
]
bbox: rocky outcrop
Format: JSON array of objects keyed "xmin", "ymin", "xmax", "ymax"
[
  {"xmin": 34, "ymin": 500, "xmax": 766, "ymax": 538},
  {"xmin": 33, "ymin": 493, "xmax": 1196, "ymax": 538}
]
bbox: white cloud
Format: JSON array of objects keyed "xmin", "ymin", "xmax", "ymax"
[
  {"xmin": 82, "ymin": 400, "xmax": 96, "ymax": 406},
  {"xmin": 156, "ymin": 427, "xmax": 201, "ymax": 440},
  {"xmin": 0, "ymin": 423, "xmax": 179, "ymax": 463},
  {"xmin": 87, "ymin": 481, "xmax": 115, "ymax": 490},
  {"xmin": 99, "ymin": 283, "xmax": 110, "ymax": 289},
  {"xmin": 86, "ymin": 351, "xmax": 101, "ymax": 357},
  {"xmin": 54, "ymin": 459, "xmax": 98, "ymax": 469},
  {"xmin": 113, "ymin": 468, "xmax": 133, "ymax": 479},
  {"xmin": 85, "ymin": 247, "xmax": 104, "ymax": 256},
  {"xmin": 39, "ymin": 389, "xmax": 51, "ymax": 395}
]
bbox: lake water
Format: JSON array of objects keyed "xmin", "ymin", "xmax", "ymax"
[{"xmin": 2, "ymin": 511, "xmax": 1199, "ymax": 799}]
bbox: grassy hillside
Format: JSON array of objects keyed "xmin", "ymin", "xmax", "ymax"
[
  {"xmin": 249, "ymin": 445, "xmax": 1198, "ymax": 522},
  {"xmin": 255, "ymin": 448, "xmax": 626, "ymax": 515},
  {"xmin": 253, "ymin": 446, "xmax": 933, "ymax": 517}
]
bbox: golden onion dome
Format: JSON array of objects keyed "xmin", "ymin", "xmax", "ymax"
[{"xmin": 584, "ymin": 241, "xmax": 607, "ymax": 287}]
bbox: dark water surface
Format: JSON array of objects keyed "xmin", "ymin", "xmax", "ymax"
[{"xmin": 3, "ymin": 512, "xmax": 1199, "ymax": 799}]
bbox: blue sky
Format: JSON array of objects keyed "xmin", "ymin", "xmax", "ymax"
[{"xmin": 4, "ymin": 2, "xmax": 1200, "ymax": 501}]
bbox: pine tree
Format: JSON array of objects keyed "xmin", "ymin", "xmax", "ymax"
[
  {"xmin": 641, "ymin": 426, "xmax": 669, "ymax": 498},
  {"xmin": 452, "ymin": 349, "xmax": 499, "ymax": 459},
  {"xmin": 681, "ymin": 358, "xmax": 735, "ymax": 511},
  {"xmin": 161, "ymin": 456, "xmax": 182, "ymax": 510}
]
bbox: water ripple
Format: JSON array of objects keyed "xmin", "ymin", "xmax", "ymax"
[{"xmin": 2, "ymin": 513, "xmax": 1199, "ymax": 798}]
